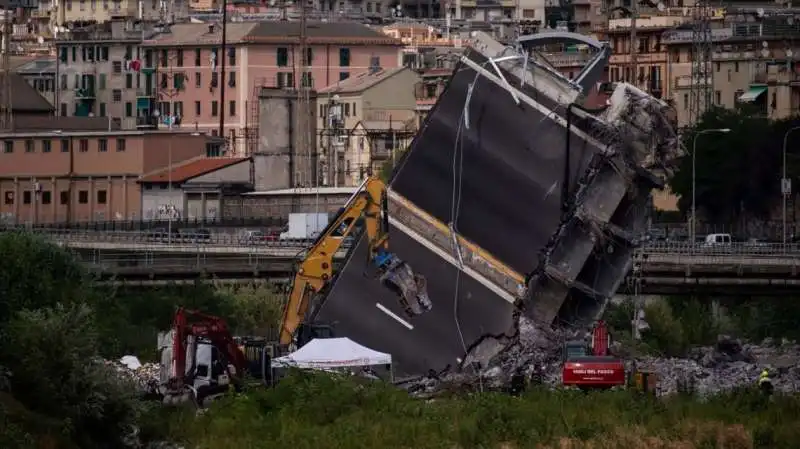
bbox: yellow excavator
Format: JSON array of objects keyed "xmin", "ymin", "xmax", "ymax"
[{"xmin": 278, "ymin": 176, "xmax": 432, "ymax": 348}]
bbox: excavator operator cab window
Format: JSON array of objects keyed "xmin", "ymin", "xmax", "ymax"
[{"xmin": 210, "ymin": 347, "xmax": 226, "ymax": 378}]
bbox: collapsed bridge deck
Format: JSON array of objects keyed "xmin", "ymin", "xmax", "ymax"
[{"xmin": 313, "ymin": 31, "xmax": 679, "ymax": 376}]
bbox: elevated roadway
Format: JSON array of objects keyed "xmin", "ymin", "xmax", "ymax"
[{"xmin": 61, "ymin": 239, "xmax": 800, "ymax": 296}]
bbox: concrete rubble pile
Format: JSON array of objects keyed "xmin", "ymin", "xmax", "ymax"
[
  {"xmin": 104, "ymin": 356, "xmax": 160, "ymax": 395},
  {"xmin": 406, "ymin": 324, "xmax": 800, "ymax": 398}
]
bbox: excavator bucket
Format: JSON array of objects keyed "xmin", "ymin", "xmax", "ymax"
[{"xmin": 378, "ymin": 256, "xmax": 432, "ymax": 318}]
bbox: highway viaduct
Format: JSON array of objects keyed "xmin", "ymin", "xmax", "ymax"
[{"xmin": 56, "ymin": 239, "xmax": 800, "ymax": 296}]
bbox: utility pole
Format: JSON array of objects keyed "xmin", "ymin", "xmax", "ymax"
[
  {"xmin": 629, "ymin": 0, "xmax": 638, "ymax": 88},
  {"xmin": 296, "ymin": 0, "xmax": 311, "ymax": 187},
  {"xmin": 0, "ymin": 0, "xmax": 12, "ymax": 131},
  {"xmin": 219, "ymin": 0, "xmax": 228, "ymax": 148}
]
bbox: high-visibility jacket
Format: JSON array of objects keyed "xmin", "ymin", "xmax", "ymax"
[{"xmin": 758, "ymin": 370, "xmax": 771, "ymax": 386}]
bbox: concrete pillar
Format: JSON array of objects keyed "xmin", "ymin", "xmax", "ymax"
[
  {"xmin": 107, "ymin": 175, "xmax": 113, "ymax": 221},
  {"xmin": 200, "ymin": 192, "xmax": 207, "ymax": 220},
  {"xmin": 51, "ymin": 176, "xmax": 57, "ymax": 222},
  {"xmin": 122, "ymin": 176, "xmax": 128, "ymax": 220}
]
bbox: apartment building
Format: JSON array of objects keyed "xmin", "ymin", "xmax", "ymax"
[
  {"xmin": 55, "ymin": 21, "xmax": 161, "ymax": 129},
  {"xmin": 42, "ymin": 0, "xmax": 189, "ymax": 27},
  {"xmin": 0, "ymin": 129, "xmax": 222, "ymax": 224},
  {"xmin": 600, "ymin": 7, "xmax": 727, "ymax": 100},
  {"xmin": 664, "ymin": 22, "xmax": 800, "ymax": 126},
  {"xmin": 317, "ymin": 66, "xmax": 420, "ymax": 186},
  {"xmin": 142, "ymin": 21, "xmax": 404, "ymax": 155}
]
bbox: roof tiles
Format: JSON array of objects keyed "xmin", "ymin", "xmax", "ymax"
[{"xmin": 140, "ymin": 157, "xmax": 249, "ymax": 183}]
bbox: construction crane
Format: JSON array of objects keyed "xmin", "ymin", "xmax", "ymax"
[{"xmin": 0, "ymin": 0, "xmax": 12, "ymax": 130}]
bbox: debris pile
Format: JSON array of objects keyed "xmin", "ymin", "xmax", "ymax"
[
  {"xmin": 104, "ymin": 356, "xmax": 160, "ymax": 395},
  {"xmin": 409, "ymin": 324, "xmax": 800, "ymax": 398}
]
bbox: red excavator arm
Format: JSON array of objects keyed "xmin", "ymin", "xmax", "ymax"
[
  {"xmin": 590, "ymin": 320, "xmax": 611, "ymax": 356},
  {"xmin": 170, "ymin": 307, "xmax": 247, "ymax": 390}
]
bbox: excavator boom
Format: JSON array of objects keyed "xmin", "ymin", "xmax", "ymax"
[{"xmin": 279, "ymin": 176, "xmax": 432, "ymax": 346}]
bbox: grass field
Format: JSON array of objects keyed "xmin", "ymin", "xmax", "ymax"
[{"xmin": 147, "ymin": 371, "xmax": 800, "ymax": 449}]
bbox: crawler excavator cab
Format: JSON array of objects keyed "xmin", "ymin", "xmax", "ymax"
[{"xmin": 375, "ymin": 249, "xmax": 432, "ymax": 318}]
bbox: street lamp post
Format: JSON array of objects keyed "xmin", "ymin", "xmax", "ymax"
[
  {"xmin": 782, "ymin": 126, "xmax": 800, "ymax": 244},
  {"xmin": 691, "ymin": 128, "xmax": 731, "ymax": 244}
]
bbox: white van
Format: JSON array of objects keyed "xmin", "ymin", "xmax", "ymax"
[{"xmin": 704, "ymin": 233, "xmax": 732, "ymax": 246}]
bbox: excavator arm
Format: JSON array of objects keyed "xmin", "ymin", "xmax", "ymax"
[{"xmin": 279, "ymin": 176, "xmax": 432, "ymax": 346}]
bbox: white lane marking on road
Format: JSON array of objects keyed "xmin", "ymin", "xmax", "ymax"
[
  {"xmin": 376, "ymin": 303, "xmax": 414, "ymax": 330},
  {"xmin": 389, "ymin": 217, "xmax": 516, "ymax": 304}
]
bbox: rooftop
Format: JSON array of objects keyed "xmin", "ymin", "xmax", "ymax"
[
  {"xmin": 318, "ymin": 67, "xmax": 409, "ymax": 95},
  {"xmin": 143, "ymin": 22, "xmax": 259, "ymax": 47},
  {"xmin": 244, "ymin": 21, "xmax": 402, "ymax": 45},
  {"xmin": 140, "ymin": 157, "xmax": 250, "ymax": 183},
  {"xmin": 15, "ymin": 58, "xmax": 57, "ymax": 74},
  {"xmin": 6, "ymin": 72, "xmax": 55, "ymax": 113},
  {"xmin": 245, "ymin": 186, "xmax": 358, "ymax": 196},
  {"xmin": 143, "ymin": 21, "xmax": 402, "ymax": 47}
]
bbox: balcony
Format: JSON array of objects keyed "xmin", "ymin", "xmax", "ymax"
[
  {"xmin": 661, "ymin": 28, "xmax": 733, "ymax": 44},
  {"xmin": 610, "ymin": 52, "xmax": 668, "ymax": 65},
  {"xmin": 673, "ymin": 75, "xmax": 712, "ymax": 89},
  {"xmin": 608, "ymin": 15, "xmax": 691, "ymax": 31},
  {"xmin": 541, "ymin": 52, "xmax": 593, "ymax": 68},
  {"xmin": 136, "ymin": 116, "xmax": 159, "ymax": 130},
  {"xmin": 75, "ymin": 86, "xmax": 95, "ymax": 99}
]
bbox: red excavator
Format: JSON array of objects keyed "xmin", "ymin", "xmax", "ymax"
[
  {"xmin": 158, "ymin": 308, "xmax": 271, "ymax": 406},
  {"xmin": 561, "ymin": 320, "xmax": 626, "ymax": 389}
]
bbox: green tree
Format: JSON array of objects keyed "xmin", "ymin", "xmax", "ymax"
[{"xmin": 669, "ymin": 107, "xmax": 773, "ymax": 222}]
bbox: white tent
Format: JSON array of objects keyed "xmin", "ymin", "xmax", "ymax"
[{"xmin": 271, "ymin": 337, "xmax": 392, "ymax": 369}]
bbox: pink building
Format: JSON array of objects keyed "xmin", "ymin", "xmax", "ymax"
[{"xmin": 142, "ymin": 21, "xmax": 403, "ymax": 156}]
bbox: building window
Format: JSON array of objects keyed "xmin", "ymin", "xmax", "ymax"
[
  {"xmin": 79, "ymin": 139, "xmax": 88, "ymax": 152},
  {"xmin": 339, "ymin": 48, "xmax": 351, "ymax": 67},
  {"xmin": 116, "ymin": 138, "xmax": 126, "ymax": 152},
  {"xmin": 112, "ymin": 60, "xmax": 122, "ymax": 73},
  {"xmin": 277, "ymin": 47, "xmax": 288, "ymax": 66},
  {"xmin": 370, "ymin": 56, "xmax": 380, "ymax": 69},
  {"xmin": 734, "ymin": 62, "xmax": 740, "ymax": 73},
  {"xmin": 228, "ymin": 47, "xmax": 236, "ymax": 66},
  {"xmin": 195, "ymin": 101, "xmax": 201, "ymax": 116},
  {"xmin": 112, "ymin": 89, "xmax": 122, "ymax": 102},
  {"xmin": 3, "ymin": 140, "xmax": 12, "ymax": 153},
  {"xmin": 160, "ymin": 49, "xmax": 168, "ymax": 67},
  {"xmin": 125, "ymin": 102, "xmax": 133, "ymax": 117},
  {"xmin": 78, "ymin": 190, "xmax": 88, "ymax": 204},
  {"xmin": 4, "ymin": 191, "xmax": 13, "ymax": 205},
  {"xmin": 211, "ymin": 101, "xmax": 218, "ymax": 117},
  {"xmin": 25, "ymin": 140, "xmax": 34, "ymax": 153},
  {"xmin": 340, "ymin": 72, "xmax": 349, "ymax": 81},
  {"xmin": 41, "ymin": 191, "xmax": 52, "ymax": 205},
  {"xmin": 60, "ymin": 139, "xmax": 69, "ymax": 152},
  {"xmin": 60, "ymin": 74, "xmax": 67, "ymax": 89},
  {"xmin": 99, "ymin": 103, "xmax": 106, "ymax": 117},
  {"xmin": 301, "ymin": 72, "xmax": 313, "ymax": 88},
  {"xmin": 715, "ymin": 90, "xmax": 721, "ymax": 105},
  {"xmin": 125, "ymin": 73, "xmax": 133, "ymax": 89},
  {"xmin": 305, "ymin": 48, "xmax": 313, "ymax": 65},
  {"xmin": 228, "ymin": 71, "xmax": 236, "ymax": 87},
  {"xmin": 98, "ymin": 138, "xmax": 108, "ymax": 152},
  {"xmin": 60, "ymin": 191, "xmax": 69, "ymax": 205},
  {"xmin": 97, "ymin": 190, "xmax": 107, "ymax": 204},
  {"xmin": 229, "ymin": 100, "xmax": 236, "ymax": 117},
  {"xmin": 194, "ymin": 48, "xmax": 201, "ymax": 66},
  {"xmin": 60, "ymin": 103, "xmax": 67, "ymax": 116},
  {"xmin": 42, "ymin": 140, "xmax": 51, "ymax": 153},
  {"xmin": 23, "ymin": 191, "xmax": 31, "ymax": 205},
  {"xmin": 176, "ymin": 49, "xmax": 184, "ymax": 67},
  {"xmin": 195, "ymin": 72, "xmax": 201, "ymax": 88},
  {"xmin": 277, "ymin": 72, "xmax": 294, "ymax": 88}
]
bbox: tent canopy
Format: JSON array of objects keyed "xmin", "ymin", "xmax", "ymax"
[{"xmin": 272, "ymin": 337, "xmax": 392, "ymax": 369}]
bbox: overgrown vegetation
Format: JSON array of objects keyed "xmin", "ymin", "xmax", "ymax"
[
  {"xmin": 156, "ymin": 370, "xmax": 800, "ymax": 449},
  {"xmin": 2, "ymin": 230, "xmax": 800, "ymax": 448}
]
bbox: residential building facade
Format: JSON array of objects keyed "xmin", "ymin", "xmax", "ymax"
[
  {"xmin": 664, "ymin": 24, "xmax": 800, "ymax": 126},
  {"xmin": 16, "ymin": 58, "xmax": 57, "ymax": 106},
  {"xmin": 142, "ymin": 21, "xmax": 404, "ymax": 156},
  {"xmin": 55, "ymin": 21, "xmax": 161, "ymax": 129},
  {"xmin": 317, "ymin": 66, "xmax": 420, "ymax": 186},
  {"xmin": 0, "ymin": 130, "xmax": 222, "ymax": 224},
  {"xmin": 43, "ymin": 0, "xmax": 189, "ymax": 27}
]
